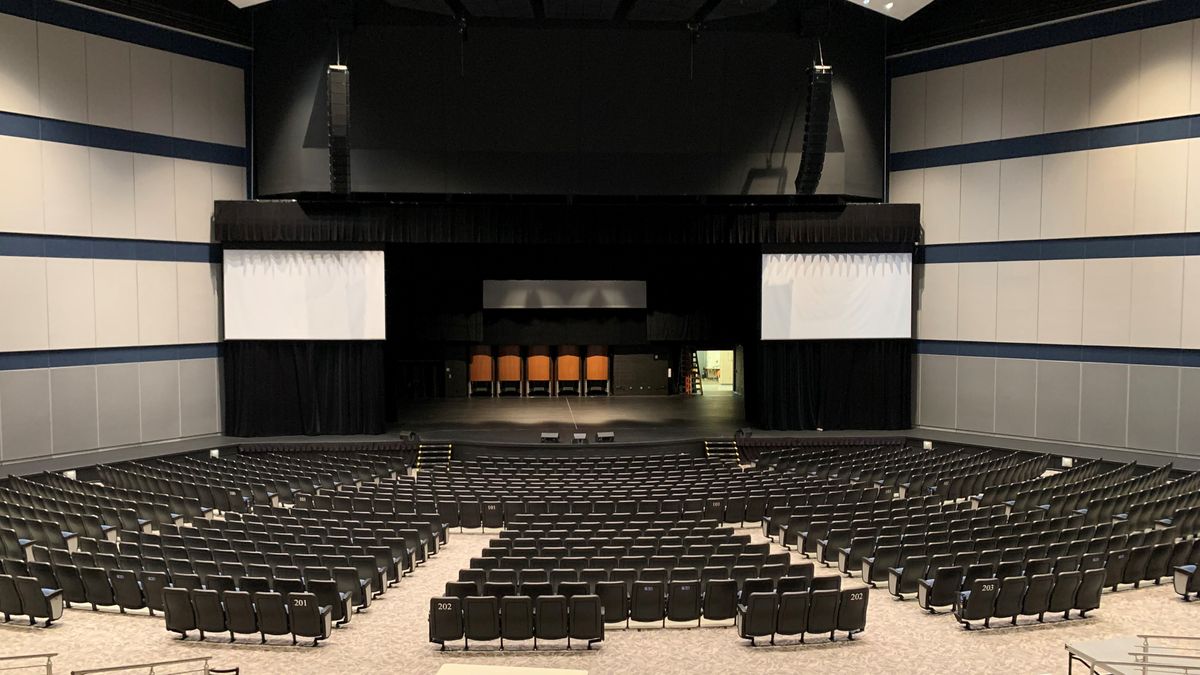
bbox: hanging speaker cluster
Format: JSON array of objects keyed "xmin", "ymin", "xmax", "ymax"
[
  {"xmin": 327, "ymin": 65, "xmax": 351, "ymax": 194},
  {"xmin": 794, "ymin": 64, "xmax": 832, "ymax": 196}
]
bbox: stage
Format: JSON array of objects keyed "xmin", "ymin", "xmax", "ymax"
[{"xmin": 391, "ymin": 393, "xmax": 745, "ymax": 444}]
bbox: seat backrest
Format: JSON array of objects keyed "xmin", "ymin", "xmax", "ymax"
[
  {"xmin": 666, "ymin": 580, "xmax": 700, "ymax": 622},
  {"xmin": 500, "ymin": 595, "xmax": 534, "ymax": 640},
  {"xmin": 223, "ymin": 591, "xmax": 258, "ymax": 634},
  {"xmin": 464, "ymin": 595, "xmax": 501, "ymax": 641},
  {"xmin": 961, "ymin": 578, "xmax": 999, "ymax": 620},
  {"xmin": 930, "ymin": 566, "xmax": 964, "ymax": 605},
  {"xmin": 256, "ymin": 592, "xmax": 290, "ymax": 636},
  {"xmin": 630, "ymin": 580, "xmax": 665, "ymax": 622},
  {"xmin": 740, "ymin": 592, "xmax": 778, "ymax": 638},
  {"xmin": 110, "ymin": 569, "xmax": 145, "ymax": 609},
  {"xmin": 429, "ymin": 596, "xmax": 463, "ymax": 644},
  {"xmin": 594, "ymin": 581, "xmax": 627, "ymax": 624},
  {"xmin": 992, "ymin": 576, "xmax": 1028, "ymax": 618},
  {"xmin": 80, "ymin": 566, "xmax": 115, "ymax": 604},
  {"xmin": 192, "ymin": 589, "xmax": 227, "ymax": 632},
  {"xmin": 568, "ymin": 594, "xmax": 604, "ymax": 640},
  {"xmin": 806, "ymin": 589, "xmax": 839, "ymax": 633},
  {"xmin": 163, "ymin": 587, "xmax": 196, "ymax": 632},
  {"xmin": 1074, "ymin": 568, "xmax": 1105, "ymax": 612},
  {"xmin": 740, "ymin": 577, "xmax": 774, "ymax": 604},
  {"xmin": 775, "ymin": 591, "xmax": 809, "ymax": 635},
  {"xmin": 702, "ymin": 578, "xmax": 737, "ymax": 621},
  {"xmin": 1021, "ymin": 574, "xmax": 1054, "ymax": 614},
  {"xmin": 810, "ymin": 575, "xmax": 842, "ymax": 593},
  {"xmin": 836, "ymin": 587, "xmax": 869, "ymax": 632},
  {"xmin": 534, "ymin": 594, "xmax": 569, "ymax": 640},
  {"xmin": 0, "ymin": 574, "xmax": 23, "ymax": 615}
]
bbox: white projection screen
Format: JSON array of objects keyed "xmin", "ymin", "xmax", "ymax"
[
  {"xmin": 760, "ymin": 253, "xmax": 912, "ymax": 340},
  {"xmin": 223, "ymin": 249, "xmax": 386, "ymax": 340}
]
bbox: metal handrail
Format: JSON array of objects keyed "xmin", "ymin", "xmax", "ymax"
[
  {"xmin": 70, "ymin": 658, "xmax": 212, "ymax": 675},
  {"xmin": 1141, "ymin": 636, "xmax": 1200, "ymax": 643},
  {"xmin": 0, "ymin": 654, "xmax": 56, "ymax": 675}
]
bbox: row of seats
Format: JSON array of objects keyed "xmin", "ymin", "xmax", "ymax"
[
  {"xmin": 950, "ymin": 570, "xmax": 1105, "ymax": 629},
  {"xmin": 163, "ymin": 587, "xmax": 333, "ymax": 646},
  {"xmin": 430, "ymin": 594, "xmax": 604, "ymax": 650},
  {"xmin": 0, "ymin": 574, "xmax": 63, "ymax": 627},
  {"xmin": 736, "ymin": 587, "xmax": 868, "ymax": 645}
]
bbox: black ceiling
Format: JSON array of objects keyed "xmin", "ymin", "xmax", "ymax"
[
  {"xmin": 889, "ymin": 0, "xmax": 1140, "ymax": 54},
  {"xmin": 73, "ymin": 0, "xmax": 252, "ymax": 44}
]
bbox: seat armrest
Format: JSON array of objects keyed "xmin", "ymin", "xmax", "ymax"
[{"xmin": 917, "ymin": 579, "xmax": 934, "ymax": 591}]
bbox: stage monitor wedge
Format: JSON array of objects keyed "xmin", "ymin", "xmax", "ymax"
[
  {"xmin": 761, "ymin": 252, "xmax": 912, "ymax": 340},
  {"xmin": 223, "ymin": 249, "xmax": 386, "ymax": 340}
]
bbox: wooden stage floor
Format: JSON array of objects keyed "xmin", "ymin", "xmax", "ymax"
[{"xmin": 392, "ymin": 393, "xmax": 746, "ymax": 444}]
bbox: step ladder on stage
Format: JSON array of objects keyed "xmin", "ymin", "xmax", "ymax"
[
  {"xmin": 416, "ymin": 443, "xmax": 452, "ymax": 470},
  {"xmin": 705, "ymin": 439, "xmax": 739, "ymax": 462},
  {"xmin": 684, "ymin": 350, "xmax": 703, "ymax": 396}
]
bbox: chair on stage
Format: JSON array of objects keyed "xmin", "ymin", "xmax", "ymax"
[
  {"xmin": 527, "ymin": 346, "xmax": 552, "ymax": 397},
  {"xmin": 498, "ymin": 346, "xmax": 523, "ymax": 396},
  {"xmin": 557, "ymin": 346, "xmax": 582, "ymax": 396},
  {"xmin": 585, "ymin": 346, "xmax": 609, "ymax": 396},
  {"xmin": 470, "ymin": 346, "xmax": 494, "ymax": 397}
]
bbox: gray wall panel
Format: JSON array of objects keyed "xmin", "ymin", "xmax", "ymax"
[
  {"xmin": 139, "ymin": 360, "xmax": 180, "ymax": 442},
  {"xmin": 49, "ymin": 366, "xmax": 99, "ymax": 453},
  {"xmin": 97, "ymin": 363, "xmax": 141, "ymax": 447},
  {"xmin": 1127, "ymin": 365, "xmax": 1180, "ymax": 452},
  {"xmin": 955, "ymin": 356, "xmax": 996, "ymax": 432},
  {"xmin": 1079, "ymin": 363, "xmax": 1129, "ymax": 448},
  {"xmin": 0, "ymin": 370, "xmax": 52, "ymax": 460},
  {"xmin": 918, "ymin": 354, "xmax": 957, "ymax": 428},
  {"xmin": 994, "ymin": 358, "xmax": 1037, "ymax": 437},
  {"xmin": 1180, "ymin": 368, "xmax": 1200, "ymax": 456},
  {"xmin": 179, "ymin": 358, "xmax": 220, "ymax": 437},
  {"xmin": 1035, "ymin": 361, "xmax": 1081, "ymax": 442}
]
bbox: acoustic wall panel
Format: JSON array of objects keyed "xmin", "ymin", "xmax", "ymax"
[
  {"xmin": 922, "ymin": 165, "xmax": 961, "ymax": 244},
  {"xmin": 1180, "ymin": 368, "xmax": 1200, "ymax": 456},
  {"xmin": 1037, "ymin": 260, "xmax": 1084, "ymax": 345},
  {"xmin": 1001, "ymin": 50, "xmax": 1045, "ymax": 139},
  {"xmin": 37, "ymin": 23, "xmax": 87, "ymax": 123},
  {"xmin": 955, "ymin": 356, "xmax": 995, "ymax": 433},
  {"xmin": 1138, "ymin": 21, "xmax": 1193, "ymax": 121},
  {"xmin": 90, "ymin": 148, "xmax": 136, "ymax": 238},
  {"xmin": 139, "ymin": 360, "xmax": 181, "ymax": 442},
  {"xmin": 1134, "ymin": 140, "xmax": 1188, "ymax": 234},
  {"xmin": 96, "ymin": 363, "xmax": 141, "ymax": 447},
  {"xmin": 1040, "ymin": 152, "xmax": 1088, "ymax": 239},
  {"xmin": 1090, "ymin": 31, "xmax": 1141, "ymax": 127},
  {"xmin": 41, "ymin": 142, "xmax": 92, "ymax": 236},
  {"xmin": 924, "ymin": 66, "xmax": 963, "ymax": 149},
  {"xmin": 174, "ymin": 159, "xmax": 213, "ymax": 242},
  {"xmin": 1035, "ymin": 360, "xmax": 1081, "ymax": 442},
  {"xmin": 0, "ymin": 136, "xmax": 44, "ymax": 233},
  {"xmin": 0, "ymin": 13, "xmax": 39, "ymax": 116},
  {"xmin": 49, "ymin": 366, "xmax": 99, "ymax": 453},
  {"xmin": 1130, "ymin": 257, "xmax": 1184, "ymax": 349},
  {"xmin": 1085, "ymin": 146, "xmax": 1135, "ymax": 237},
  {"xmin": 958, "ymin": 161, "xmax": 1000, "ymax": 242},
  {"xmin": 890, "ymin": 73, "xmax": 926, "ymax": 153},
  {"xmin": 180, "ymin": 358, "xmax": 220, "ymax": 436},
  {"xmin": 917, "ymin": 263, "xmax": 958, "ymax": 340},
  {"xmin": 1043, "ymin": 40, "xmax": 1092, "ymax": 133},
  {"xmin": 46, "ymin": 258, "xmax": 96, "ymax": 349},
  {"xmin": 93, "ymin": 259, "xmax": 140, "ymax": 348},
  {"xmin": 137, "ymin": 261, "xmax": 180, "ymax": 345},
  {"xmin": 211, "ymin": 63, "xmax": 247, "ymax": 147},
  {"xmin": 133, "ymin": 154, "xmax": 176, "ymax": 240},
  {"xmin": 1127, "ymin": 366, "xmax": 1180, "ymax": 452},
  {"xmin": 888, "ymin": 169, "xmax": 923, "ymax": 205},
  {"xmin": 956, "ymin": 262, "xmax": 997, "ymax": 342},
  {"xmin": 0, "ymin": 257, "xmax": 49, "ymax": 352},
  {"xmin": 177, "ymin": 264, "xmax": 221, "ymax": 344},
  {"xmin": 995, "ymin": 261, "xmax": 1039, "ymax": 343},
  {"xmin": 1185, "ymin": 257, "xmax": 1200, "ymax": 349},
  {"xmin": 170, "ymin": 54, "xmax": 212, "ymax": 142},
  {"xmin": 1079, "ymin": 363, "xmax": 1129, "ymax": 448},
  {"xmin": 918, "ymin": 354, "xmax": 957, "ymax": 428},
  {"xmin": 961, "ymin": 58, "xmax": 1003, "ymax": 144},
  {"xmin": 994, "ymin": 358, "xmax": 1037, "ymax": 438},
  {"xmin": 0, "ymin": 370, "xmax": 51, "ymax": 460},
  {"xmin": 1081, "ymin": 258, "xmax": 1132, "ymax": 346},
  {"xmin": 85, "ymin": 35, "xmax": 132, "ymax": 129},
  {"xmin": 997, "ymin": 157, "xmax": 1042, "ymax": 241},
  {"xmin": 129, "ymin": 44, "xmax": 173, "ymax": 136}
]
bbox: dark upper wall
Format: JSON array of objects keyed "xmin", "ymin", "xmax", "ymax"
[{"xmin": 252, "ymin": 1, "xmax": 886, "ymax": 197}]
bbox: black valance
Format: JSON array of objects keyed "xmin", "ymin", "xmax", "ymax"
[
  {"xmin": 746, "ymin": 339, "xmax": 912, "ymax": 431},
  {"xmin": 224, "ymin": 341, "xmax": 387, "ymax": 436},
  {"xmin": 214, "ymin": 197, "xmax": 920, "ymax": 247}
]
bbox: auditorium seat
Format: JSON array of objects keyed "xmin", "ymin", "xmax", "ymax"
[
  {"xmin": 887, "ymin": 555, "xmax": 926, "ymax": 598},
  {"xmin": 631, "ymin": 580, "xmax": 665, "ymax": 625},
  {"xmin": 80, "ymin": 566, "xmax": 116, "ymax": 611},
  {"xmin": 805, "ymin": 588, "xmax": 839, "ymax": 641},
  {"xmin": 1122, "ymin": 546, "xmax": 1152, "ymax": 589},
  {"xmin": 14, "ymin": 576, "xmax": 63, "ymax": 627},
  {"xmin": 254, "ymin": 592, "xmax": 291, "ymax": 644},
  {"xmin": 51, "ymin": 565, "xmax": 82, "ymax": 609},
  {"xmin": 500, "ymin": 595, "xmax": 534, "ymax": 649},
  {"xmin": 1175, "ymin": 565, "xmax": 1199, "ymax": 600},
  {"xmin": 736, "ymin": 591, "xmax": 777, "ymax": 646},
  {"xmin": 994, "ymin": 576, "xmax": 1028, "ymax": 626},
  {"xmin": 1046, "ymin": 571, "xmax": 1082, "ymax": 620},
  {"xmin": 164, "ymin": 587, "xmax": 197, "ymax": 638},
  {"xmin": 702, "ymin": 579, "xmax": 737, "ymax": 622},
  {"xmin": 469, "ymin": 347, "xmax": 494, "ymax": 397},
  {"xmin": 835, "ymin": 587, "xmax": 869, "ymax": 639},
  {"xmin": 556, "ymin": 347, "xmax": 581, "ymax": 396},
  {"xmin": 526, "ymin": 346, "xmax": 553, "ymax": 397},
  {"xmin": 224, "ymin": 591, "xmax": 258, "ymax": 642},
  {"xmin": 497, "ymin": 346, "xmax": 523, "ymax": 396},
  {"xmin": 109, "ymin": 569, "xmax": 145, "ymax": 613},
  {"xmin": 534, "ymin": 595, "xmax": 569, "ymax": 648},
  {"xmin": 585, "ymin": 346, "xmax": 609, "ymax": 395},
  {"xmin": 774, "ymin": 591, "xmax": 808, "ymax": 643},
  {"xmin": 953, "ymin": 578, "xmax": 999, "ymax": 630},
  {"xmin": 192, "ymin": 589, "xmax": 228, "ymax": 641},
  {"xmin": 1144, "ymin": 543, "xmax": 1174, "ymax": 585},
  {"xmin": 0, "ymin": 574, "xmax": 23, "ymax": 623},
  {"xmin": 429, "ymin": 597, "xmax": 464, "ymax": 650},
  {"xmin": 311, "ymin": 578, "xmax": 353, "ymax": 626},
  {"xmin": 1073, "ymin": 568, "xmax": 1106, "ymax": 618},
  {"xmin": 568, "ymin": 595, "xmax": 605, "ymax": 649},
  {"xmin": 917, "ymin": 566, "xmax": 963, "ymax": 613},
  {"xmin": 288, "ymin": 592, "xmax": 332, "ymax": 646},
  {"xmin": 666, "ymin": 579, "xmax": 701, "ymax": 625},
  {"xmin": 595, "ymin": 580, "xmax": 628, "ymax": 626}
]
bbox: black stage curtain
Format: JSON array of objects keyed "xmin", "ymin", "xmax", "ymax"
[
  {"xmin": 747, "ymin": 340, "xmax": 912, "ymax": 431},
  {"xmin": 224, "ymin": 341, "xmax": 386, "ymax": 436},
  {"xmin": 215, "ymin": 200, "xmax": 920, "ymax": 246}
]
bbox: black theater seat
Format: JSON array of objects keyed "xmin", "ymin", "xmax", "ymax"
[
  {"xmin": 163, "ymin": 587, "xmax": 196, "ymax": 639},
  {"xmin": 835, "ymin": 587, "xmax": 869, "ymax": 639},
  {"xmin": 736, "ymin": 591, "xmax": 777, "ymax": 646},
  {"xmin": 500, "ymin": 595, "xmax": 534, "ymax": 649},
  {"xmin": 994, "ymin": 576, "xmax": 1027, "ymax": 626},
  {"xmin": 429, "ymin": 596, "xmax": 464, "ymax": 650},
  {"xmin": 953, "ymin": 578, "xmax": 999, "ymax": 630},
  {"xmin": 1073, "ymin": 568, "xmax": 1106, "ymax": 618},
  {"xmin": 774, "ymin": 591, "xmax": 808, "ymax": 643},
  {"xmin": 14, "ymin": 576, "xmax": 63, "ymax": 627},
  {"xmin": 288, "ymin": 592, "xmax": 332, "ymax": 646},
  {"xmin": 568, "ymin": 595, "xmax": 605, "ymax": 649},
  {"xmin": 917, "ymin": 566, "xmax": 963, "ymax": 614},
  {"xmin": 0, "ymin": 574, "xmax": 23, "ymax": 623},
  {"xmin": 534, "ymin": 595, "xmax": 569, "ymax": 648},
  {"xmin": 805, "ymin": 588, "xmax": 839, "ymax": 641}
]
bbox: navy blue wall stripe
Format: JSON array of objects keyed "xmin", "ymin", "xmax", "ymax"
[
  {"xmin": 0, "ymin": 233, "xmax": 220, "ymax": 263},
  {"xmin": 889, "ymin": 0, "xmax": 1200, "ymax": 77},
  {"xmin": 890, "ymin": 114, "xmax": 1200, "ymax": 172},
  {"xmin": 918, "ymin": 232, "xmax": 1200, "ymax": 264},
  {"xmin": 916, "ymin": 340, "xmax": 1200, "ymax": 368},
  {"xmin": 0, "ymin": 110, "xmax": 246, "ymax": 167},
  {"xmin": 0, "ymin": 0, "xmax": 250, "ymax": 69},
  {"xmin": 0, "ymin": 343, "xmax": 222, "ymax": 371}
]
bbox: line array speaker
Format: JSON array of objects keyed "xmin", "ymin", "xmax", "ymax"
[
  {"xmin": 327, "ymin": 65, "xmax": 351, "ymax": 193},
  {"xmin": 794, "ymin": 64, "xmax": 832, "ymax": 196}
]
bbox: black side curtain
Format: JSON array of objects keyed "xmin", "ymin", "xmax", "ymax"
[
  {"xmin": 224, "ymin": 341, "xmax": 386, "ymax": 436},
  {"xmin": 746, "ymin": 340, "xmax": 912, "ymax": 431}
]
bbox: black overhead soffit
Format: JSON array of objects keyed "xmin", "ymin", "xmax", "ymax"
[{"xmin": 213, "ymin": 194, "xmax": 920, "ymax": 246}]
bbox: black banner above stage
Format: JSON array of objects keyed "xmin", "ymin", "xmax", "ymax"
[{"xmin": 214, "ymin": 195, "xmax": 920, "ymax": 247}]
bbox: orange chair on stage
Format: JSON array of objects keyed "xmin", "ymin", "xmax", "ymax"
[
  {"xmin": 526, "ymin": 346, "xmax": 552, "ymax": 397},
  {"xmin": 585, "ymin": 345, "xmax": 609, "ymax": 396},
  {"xmin": 556, "ymin": 346, "xmax": 581, "ymax": 396},
  {"xmin": 497, "ymin": 345, "xmax": 523, "ymax": 396},
  {"xmin": 469, "ymin": 346, "xmax": 494, "ymax": 396}
]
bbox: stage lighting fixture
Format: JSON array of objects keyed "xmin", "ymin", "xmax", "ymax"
[
  {"xmin": 573, "ymin": 433, "xmax": 588, "ymax": 444},
  {"xmin": 1062, "ymin": 457, "xmax": 1074, "ymax": 469},
  {"xmin": 596, "ymin": 431, "xmax": 615, "ymax": 443},
  {"xmin": 209, "ymin": 449, "xmax": 221, "ymax": 458},
  {"xmin": 541, "ymin": 432, "xmax": 560, "ymax": 443},
  {"xmin": 838, "ymin": 0, "xmax": 932, "ymax": 20},
  {"xmin": 921, "ymin": 440, "xmax": 933, "ymax": 450}
]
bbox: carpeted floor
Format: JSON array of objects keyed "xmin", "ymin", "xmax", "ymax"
[{"xmin": 2, "ymin": 529, "xmax": 1195, "ymax": 675}]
